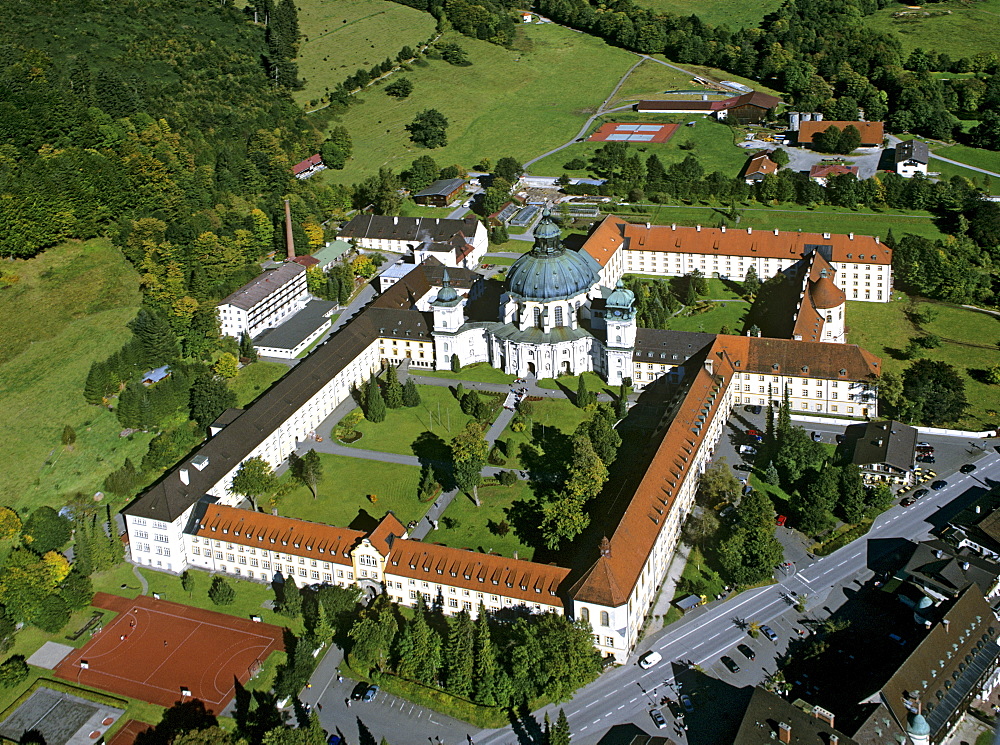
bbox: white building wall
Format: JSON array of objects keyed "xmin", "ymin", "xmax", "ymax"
[{"xmin": 217, "ymin": 270, "xmax": 310, "ymax": 338}]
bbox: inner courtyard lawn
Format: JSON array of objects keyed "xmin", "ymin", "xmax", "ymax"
[
  {"xmin": 497, "ymin": 397, "xmax": 592, "ymax": 470},
  {"xmin": 416, "ymin": 363, "xmax": 517, "ymax": 385},
  {"xmin": 341, "ymin": 384, "xmax": 474, "ymax": 455},
  {"xmin": 278, "ymin": 454, "xmax": 427, "ymax": 527},
  {"xmin": 666, "ymin": 301, "xmax": 750, "ymax": 334},
  {"xmin": 433, "ymin": 481, "xmax": 537, "ymax": 560}
]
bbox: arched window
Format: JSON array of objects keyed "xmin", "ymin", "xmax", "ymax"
[
  {"xmin": 580, "ymin": 607, "xmax": 590, "ymax": 623},
  {"xmin": 554, "ymin": 306, "xmax": 564, "ymax": 327},
  {"xmin": 600, "ymin": 611, "xmax": 609, "ymax": 627},
  {"xmin": 533, "ymin": 307, "xmax": 542, "ymax": 328},
  {"xmin": 826, "ymin": 314, "xmax": 832, "ymax": 323}
]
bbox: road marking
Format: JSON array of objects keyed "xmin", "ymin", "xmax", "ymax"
[
  {"xmin": 618, "ymin": 705, "xmax": 626, "ymax": 710},
  {"xmin": 630, "ymin": 697, "xmax": 638, "ymax": 703},
  {"xmin": 593, "ymin": 719, "xmax": 601, "ymax": 724},
  {"xmin": 585, "ymin": 699, "xmax": 600, "ymax": 708}
]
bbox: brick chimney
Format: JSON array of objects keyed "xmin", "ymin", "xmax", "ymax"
[
  {"xmin": 778, "ymin": 722, "xmax": 792, "ymax": 744},
  {"xmin": 284, "ymin": 198, "xmax": 295, "ymax": 261}
]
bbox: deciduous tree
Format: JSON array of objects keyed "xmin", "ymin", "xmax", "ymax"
[
  {"xmin": 406, "ymin": 109, "xmax": 449, "ymax": 149},
  {"xmin": 231, "ymin": 457, "xmax": 277, "ymax": 511}
]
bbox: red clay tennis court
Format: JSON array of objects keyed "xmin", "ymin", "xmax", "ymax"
[
  {"xmin": 55, "ymin": 593, "xmax": 284, "ymax": 712},
  {"xmin": 588, "ymin": 122, "xmax": 679, "ymax": 143}
]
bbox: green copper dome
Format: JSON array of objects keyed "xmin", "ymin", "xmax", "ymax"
[
  {"xmin": 507, "ymin": 209, "xmax": 598, "ymax": 302},
  {"xmin": 907, "ymin": 711, "xmax": 930, "ymax": 736},
  {"xmin": 432, "ymin": 268, "xmax": 461, "ymax": 306}
]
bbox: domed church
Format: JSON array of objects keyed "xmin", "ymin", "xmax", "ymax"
[{"xmin": 431, "ymin": 209, "xmax": 636, "ymax": 382}]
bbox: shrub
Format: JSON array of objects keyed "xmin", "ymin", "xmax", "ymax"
[
  {"xmin": 208, "ymin": 576, "xmax": 235, "ymax": 606},
  {"xmin": 0, "ymin": 655, "xmax": 28, "ymax": 688}
]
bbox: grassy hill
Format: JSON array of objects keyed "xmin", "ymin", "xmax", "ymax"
[
  {"xmin": 865, "ymin": 0, "xmax": 1000, "ymax": 58},
  {"xmin": 318, "ymin": 23, "xmax": 636, "ymax": 182},
  {"xmin": 293, "ymin": 0, "xmax": 437, "ymax": 107},
  {"xmin": 631, "ymin": 0, "xmax": 783, "ymax": 28},
  {"xmin": 0, "ymin": 240, "xmax": 146, "ymax": 513}
]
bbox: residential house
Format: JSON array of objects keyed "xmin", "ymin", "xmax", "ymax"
[
  {"xmin": 743, "ymin": 151, "xmax": 779, "ymax": 184},
  {"xmin": 809, "ymin": 163, "xmax": 860, "ymax": 186},
  {"xmin": 292, "ymin": 154, "xmax": 325, "ymax": 180},
  {"xmin": 849, "ymin": 419, "xmax": 917, "ymax": 486},
  {"xmin": 896, "ymin": 140, "xmax": 930, "ymax": 178}
]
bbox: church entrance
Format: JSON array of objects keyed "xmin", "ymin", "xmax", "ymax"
[
  {"xmin": 562, "ymin": 361, "xmax": 571, "ymax": 374},
  {"xmin": 527, "ymin": 362, "xmax": 536, "ymax": 375}
]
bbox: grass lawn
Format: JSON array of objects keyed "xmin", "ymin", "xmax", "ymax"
[
  {"xmin": 0, "ymin": 239, "xmax": 145, "ymax": 513},
  {"xmin": 633, "ymin": 0, "xmax": 784, "ymax": 28},
  {"xmin": 292, "ymin": 0, "xmax": 436, "ymax": 108},
  {"xmin": 318, "ymin": 24, "xmax": 635, "ymax": 183},
  {"xmin": 416, "ymin": 362, "xmax": 516, "ymax": 385},
  {"xmin": 399, "ymin": 200, "xmax": 458, "ymax": 218},
  {"xmin": 343, "ymin": 385, "xmax": 473, "ymax": 454},
  {"xmin": 606, "ymin": 58, "xmax": 703, "ymax": 107},
  {"xmin": 535, "ymin": 370, "xmax": 617, "ymax": 397},
  {"xmin": 666, "ymin": 301, "xmax": 749, "ymax": 334},
  {"xmin": 483, "ymin": 256, "xmax": 516, "ymax": 266},
  {"xmin": 932, "ymin": 143, "xmax": 1000, "ymax": 174},
  {"xmin": 530, "ymin": 115, "xmax": 746, "ymax": 178},
  {"xmin": 930, "ymin": 158, "xmax": 1000, "ymax": 195},
  {"xmin": 278, "ymin": 454, "xmax": 427, "ymax": 527},
  {"xmin": 498, "ymin": 397, "xmax": 592, "ymax": 470},
  {"xmin": 229, "ymin": 361, "xmax": 289, "ymax": 408},
  {"xmin": 846, "ymin": 295, "xmax": 1000, "ymax": 430},
  {"xmin": 612, "ymin": 203, "xmax": 946, "ymax": 242},
  {"xmin": 434, "ymin": 481, "xmax": 537, "ymax": 560},
  {"xmin": 865, "ymin": 0, "xmax": 1000, "ymax": 58}
]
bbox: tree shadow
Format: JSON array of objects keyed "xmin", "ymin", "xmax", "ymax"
[
  {"xmin": 355, "ymin": 717, "xmax": 378, "ymax": 745},
  {"xmin": 505, "ymin": 497, "xmax": 546, "ymax": 554},
  {"xmin": 412, "ymin": 431, "xmax": 455, "ymax": 490},
  {"xmin": 347, "ymin": 509, "xmax": 381, "ymax": 533},
  {"xmin": 507, "ymin": 700, "xmax": 546, "ymax": 744},
  {"xmin": 134, "ymin": 699, "xmax": 219, "ymax": 745}
]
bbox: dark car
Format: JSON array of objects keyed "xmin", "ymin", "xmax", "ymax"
[
  {"xmin": 960, "ymin": 464, "xmax": 977, "ymax": 474},
  {"xmin": 737, "ymin": 643, "xmax": 756, "ymax": 660},
  {"xmin": 917, "ymin": 454, "xmax": 936, "ymax": 463},
  {"xmin": 721, "ymin": 655, "xmax": 741, "ymax": 673},
  {"xmin": 680, "ymin": 694, "xmax": 695, "ymax": 713},
  {"xmin": 901, "ymin": 497, "xmax": 916, "ymax": 507},
  {"xmin": 734, "ymin": 464, "xmax": 753, "ymax": 472},
  {"xmin": 913, "ymin": 488, "xmax": 929, "ymax": 499},
  {"xmin": 931, "ymin": 480, "xmax": 948, "ymax": 491},
  {"xmin": 650, "ymin": 709, "xmax": 668, "ymax": 729},
  {"xmin": 361, "ymin": 684, "xmax": 379, "ymax": 702},
  {"xmin": 667, "ymin": 699, "xmax": 684, "ymax": 718},
  {"xmin": 761, "ymin": 625, "xmax": 778, "ymax": 642},
  {"xmin": 745, "ymin": 405, "xmax": 762, "ymax": 415}
]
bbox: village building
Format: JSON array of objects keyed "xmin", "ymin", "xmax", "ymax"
[
  {"xmin": 896, "ymin": 140, "xmax": 930, "ymax": 178},
  {"xmin": 742, "ymin": 151, "xmax": 779, "ymax": 184},
  {"xmin": 796, "ymin": 121, "xmax": 884, "ymax": 148},
  {"xmin": 412, "ymin": 178, "xmax": 466, "ymax": 207},
  {"xmin": 292, "ymin": 154, "xmax": 325, "ymax": 180},
  {"xmin": 635, "ymin": 91, "xmax": 780, "ymax": 124},
  {"xmin": 848, "ymin": 419, "xmax": 918, "ymax": 486},
  {"xmin": 809, "ymin": 163, "xmax": 860, "ymax": 185}
]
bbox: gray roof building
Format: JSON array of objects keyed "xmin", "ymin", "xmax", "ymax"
[
  {"xmin": 339, "ymin": 215, "xmax": 479, "ymax": 246},
  {"xmin": 851, "ymin": 419, "xmax": 917, "ymax": 472},
  {"xmin": 895, "ymin": 139, "xmax": 929, "ymax": 165},
  {"xmin": 901, "ymin": 539, "xmax": 1000, "ymax": 600},
  {"xmin": 252, "ymin": 299, "xmax": 336, "ymax": 353},
  {"xmin": 413, "ymin": 178, "xmax": 465, "ymax": 199},
  {"xmin": 219, "ymin": 263, "xmax": 306, "ymax": 311}
]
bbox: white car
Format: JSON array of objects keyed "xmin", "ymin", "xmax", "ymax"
[
  {"xmin": 639, "ymin": 651, "xmax": 662, "ymax": 669},
  {"xmin": 738, "ymin": 445, "xmax": 757, "ymax": 455}
]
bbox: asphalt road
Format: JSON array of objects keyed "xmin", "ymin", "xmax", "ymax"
[{"xmin": 473, "ymin": 445, "xmax": 1000, "ymax": 745}]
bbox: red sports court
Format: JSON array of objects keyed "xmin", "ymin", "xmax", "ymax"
[
  {"xmin": 55, "ymin": 593, "xmax": 284, "ymax": 711},
  {"xmin": 588, "ymin": 122, "xmax": 679, "ymax": 143}
]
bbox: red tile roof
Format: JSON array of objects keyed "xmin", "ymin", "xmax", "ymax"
[
  {"xmin": 292, "ymin": 154, "xmax": 323, "ymax": 176},
  {"xmin": 797, "ymin": 121, "xmax": 884, "ymax": 146},
  {"xmin": 809, "ymin": 163, "xmax": 859, "ymax": 180},
  {"xmin": 744, "ymin": 152, "xmax": 778, "ymax": 178},
  {"xmin": 582, "ymin": 216, "xmax": 892, "ymax": 267},
  {"xmin": 292, "ymin": 255, "xmax": 320, "ymax": 267}
]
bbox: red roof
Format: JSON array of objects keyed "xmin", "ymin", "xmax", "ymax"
[
  {"xmin": 797, "ymin": 121, "xmax": 884, "ymax": 146},
  {"xmin": 292, "ymin": 255, "xmax": 320, "ymax": 267},
  {"xmin": 744, "ymin": 152, "xmax": 778, "ymax": 178},
  {"xmin": 292, "ymin": 154, "xmax": 323, "ymax": 176},
  {"xmin": 809, "ymin": 163, "xmax": 859, "ymax": 180}
]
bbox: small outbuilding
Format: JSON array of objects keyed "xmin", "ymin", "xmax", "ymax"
[{"xmin": 413, "ymin": 178, "xmax": 466, "ymax": 207}]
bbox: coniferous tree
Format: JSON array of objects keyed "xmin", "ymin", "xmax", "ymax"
[
  {"xmin": 129, "ymin": 308, "xmax": 179, "ymax": 367},
  {"xmin": 473, "ymin": 603, "xmax": 500, "ymax": 706},
  {"xmin": 189, "ymin": 373, "xmax": 237, "ymax": 428},
  {"xmin": 280, "ymin": 579, "xmax": 303, "ymax": 617},
  {"xmin": 89, "ymin": 515, "xmax": 114, "ymax": 572},
  {"xmin": 364, "ymin": 373, "xmax": 386, "ymax": 423},
  {"xmin": 444, "ymin": 610, "xmax": 474, "ymax": 697},
  {"xmin": 72, "ymin": 515, "xmax": 93, "ymax": 578},
  {"xmin": 551, "ymin": 709, "xmax": 572, "ymax": 745},
  {"xmin": 384, "ymin": 365, "xmax": 403, "ymax": 408},
  {"xmin": 402, "ymin": 378, "xmax": 421, "ymax": 407},
  {"xmin": 106, "ymin": 505, "xmax": 125, "ymax": 565},
  {"xmin": 84, "ymin": 361, "xmax": 112, "ymax": 405}
]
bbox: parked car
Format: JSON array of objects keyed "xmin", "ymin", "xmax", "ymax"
[
  {"xmin": 745, "ymin": 405, "xmax": 762, "ymax": 415},
  {"xmin": 811, "ymin": 431, "xmax": 822, "ymax": 442},
  {"xmin": 760, "ymin": 625, "xmax": 778, "ymax": 642},
  {"xmin": 960, "ymin": 463, "xmax": 977, "ymax": 474},
  {"xmin": 775, "ymin": 515, "xmax": 787, "ymax": 527},
  {"xmin": 913, "ymin": 488, "xmax": 929, "ymax": 499},
  {"xmin": 721, "ymin": 655, "xmax": 741, "ymax": 673},
  {"xmin": 680, "ymin": 694, "xmax": 695, "ymax": 713},
  {"xmin": 737, "ymin": 643, "xmax": 756, "ymax": 660},
  {"xmin": 361, "ymin": 684, "xmax": 379, "ymax": 703},
  {"xmin": 734, "ymin": 464, "xmax": 753, "ymax": 472},
  {"xmin": 639, "ymin": 651, "xmax": 662, "ymax": 669},
  {"xmin": 931, "ymin": 480, "xmax": 948, "ymax": 491},
  {"xmin": 901, "ymin": 497, "xmax": 915, "ymax": 507},
  {"xmin": 916, "ymin": 454, "xmax": 936, "ymax": 463},
  {"xmin": 739, "ymin": 445, "xmax": 757, "ymax": 455},
  {"xmin": 650, "ymin": 709, "xmax": 668, "ymax": 729},
  {"xmin": 747, "ymin": 429, "xmax": 763, "ymax": 437}
]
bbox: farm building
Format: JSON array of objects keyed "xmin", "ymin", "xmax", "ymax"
[
  {"xmin": 635, "ymin": 91, "xmax": 779, "ymax": 124},
  {"xmin": 292, "ymin": 154, "xmax": 325, "ymax": 179},
  {"xmin": 412, "ymin": 178, "xmax": 466, "ymax": 207},
  {"xmin": 796, "ymin": 121, "xmax": 884, "ymax": 148},
  {"xmin": 895, "ymin": 140, "xmax": 929, "ymax": 178},
  {"xmin": 337, "ymin": 215, "xmax": 488, "ymax": 269},
  {"xmin": 742, "ymin": 151, "xmax": 778, "ymax": 183}
]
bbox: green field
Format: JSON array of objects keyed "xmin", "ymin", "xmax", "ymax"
[
  {"xmin": 667, "ymin": 301, "xmax": 749, "ymax": 334},
  {"xmin": 416, "ymin": 362, "xmax": 517, "ymax": 385},
  {"xmin": 530, "ymin": 115, "xmax": 747, "ymax": 178},
  {"xmin": 865, "ymin": 0, "xmax": 1000, "ymax": 58},
  {"xmin": 929, "ymin": 158, "xmax": 1000, "ymax": 195},
  {"xmin": 608, "ymin": 58, "xmax": 781, "ymax": 109},
  {"xmin": 229, "ymin": 361, "xmax": 289, "ymax": 407},
  {"xmin": 293, "ymin": 0, "xmax": 437, "ymax": 107},
  {"xmin": 434, "ymin": 481, "xmax": 537, "ymax": 559},
  {"xmin": 613, "ymin": 203, "xmax": 947, "ymax": 242},
  {"xmin": 847, "ymin": 295, "xmax": 1000, "ymax": 430},
  {"xmin": 319, "ymin": 24, "xmax": 636, "ymax": 182},
  {"xmin": 930, "ymin": 142, "xmax": 1000, "ymax": 175},
  {"xmin": 0, "ymin": 239, "xmax": 146, "ymax": 513},
  {"xmin": 279, "ymin": 453, "xmax": 428, "ymax": 526},
  {"xmin": 497, "ymin": 396, "xmax": 592, "ymax": 470},
  {"xmin": 634, "ymin": 0, "xmax": 784, "ymax": 28}
]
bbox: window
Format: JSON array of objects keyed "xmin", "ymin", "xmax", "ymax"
[
  {"xmin": 600, "ymin": 611, "xmax": 609, "ymax": 627},
  {"xmin": 410, "ymin": 590, "xmax": 418, "ymax": 600},
  {"xmin": 580, "ymin": 607, "xmax": 590, "ymax": 623},
  {"xmin": 134, "ymin": 530, "xmax": 148, "ymax": 539},
  {"xmin": 449, "ymin": 598, "xmax": 459, "ymax": 608},
  {"xmin": 358, "ymin": 555, "xmax": 378, "ymax": 567},
  {"xmin": 605, "ymin": 636, "xmax": 615, "ymax": 647},
  {"xmin": 554, "ymin": 306, "xmax": 564, "ymax": 327},
  {"xmin": 533, "ymin": 307, "xmax": 542, "ymax": 328}
]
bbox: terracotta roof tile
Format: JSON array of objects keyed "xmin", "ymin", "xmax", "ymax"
[{"xmin": 797, "ymin": 121, "xmax": 884, "ymax": 145}]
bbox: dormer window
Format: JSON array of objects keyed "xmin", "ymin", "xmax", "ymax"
[
  {"xmin": 223, "ymin": 529, "xmax": 228, "ymax": 534},
  {"xmin": 211, "ymin": 526, "xmax": 217, "ymax": 532}
]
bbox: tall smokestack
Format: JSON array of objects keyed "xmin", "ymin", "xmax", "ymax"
[{"xmin": 284, "ymin": 198, "xmax": 295, "ymax": 261}]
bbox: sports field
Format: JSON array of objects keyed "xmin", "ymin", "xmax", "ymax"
[
  {"xmin": 55, "ymin": 593, "xmax": 284, "ymax": 711},
  {"xmin": 589, "ymin": 122, "xmax": 678, "ymax": 143},
  {"xmin": 319, "ymin": 24, "xmax": 635, "ymax": 182}
]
